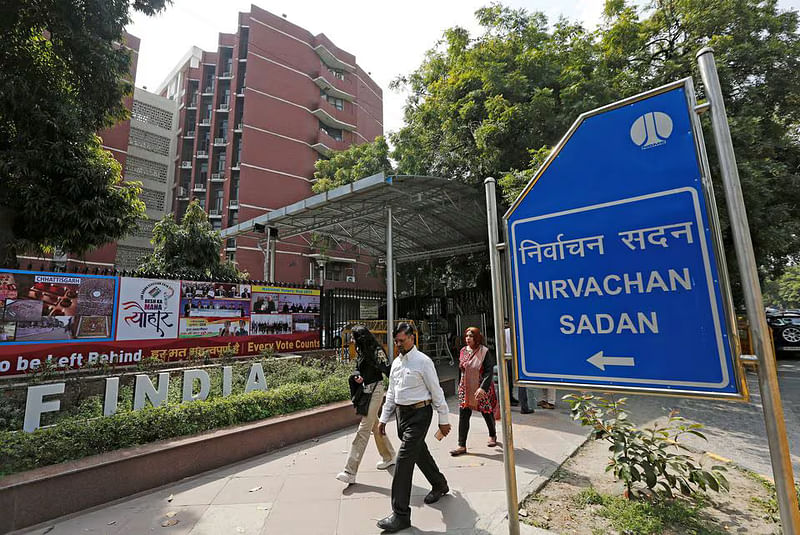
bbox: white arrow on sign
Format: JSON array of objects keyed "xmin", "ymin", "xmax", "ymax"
[{"xmin": 587, "ymin": 350, "xmax": 635, "ymax": 371}]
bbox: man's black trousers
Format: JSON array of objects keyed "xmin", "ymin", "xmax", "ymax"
[{"xmin": 392, "ymin": 404, "xmax": 447, "ymax": 518}]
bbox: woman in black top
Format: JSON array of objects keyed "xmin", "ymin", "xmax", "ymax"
[{"xmin": 336, "ymin": 325, "xmax": 397, "ymax": 485}]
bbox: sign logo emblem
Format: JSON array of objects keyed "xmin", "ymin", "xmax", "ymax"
[{"xmin": 630, "ymin": 112, "xmax": 673, "ymax": 148}]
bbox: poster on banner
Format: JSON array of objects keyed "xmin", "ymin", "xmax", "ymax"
[
  {"xmin": 0, "ymin": 269, "xmax": 116, "ymax": 343},
  {"xmin": 116, "ymin": 278, "xmax": 180, "ymax": 340},
  {"xmin": 250, "ymin": 284, "xmax": 321, "ymax": 336},
  {"xmin": 179, "ymin": 280, "xmax": 251, "ymax": 338}
]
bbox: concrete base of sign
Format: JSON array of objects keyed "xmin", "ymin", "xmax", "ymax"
[{"xmin": 0, "ymin": 377, "xmax": 456, "ymax": 533}]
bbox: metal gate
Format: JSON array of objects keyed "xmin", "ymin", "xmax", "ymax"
[{"xmin": 321, "ymin": 288, "xmax": 386, "ymax": 349}]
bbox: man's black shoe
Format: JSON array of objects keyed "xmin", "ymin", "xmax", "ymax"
[
  {"xmin": 510, "ymin": 398, "xmax": 519, "ymax": 406},
  {"xmin": 520, "ymin": 408, "xmax": 534, "ymax": 414},
  {"xmin": 424, "ymin": 484, "xmax": 450, "ymax": 504},
  {"xmin": 377, "ymin": 514, "xmax": 411, "ymax": 532}
]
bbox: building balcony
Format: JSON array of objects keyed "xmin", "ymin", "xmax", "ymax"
[
  {"xmin": 218, "ymin": 71, "xmax": 233, "ymax": 80},
  {"xmin": 208, "ymin": 209, "xmax": 223, "ymax": 218},
  {"xmin": 192, "ymin": 184, "xmax": 207, "ymax": 193},
  {"xmin": 210, "ymin": 172, "xmax": 225, "ymax": 182},
  {"xmin": 316, "ymin": 98, "xmax": 356, "ymax": 126},
  {"xmin": 185, "ymin": 130, "xmax": 196, "ymax": 138},
  {"xmin": 313, "ymin": 44, "xmax": 356, "ymax": 73},
  {"xmin": 187, "ymin": 101, "xmax": 197, "ymax": 110},
  {"xmin": 228, "ymin": 199, "xmax": 239, "ymax": 210},
  {"xmin": 213, "ymin": 137, "xmax": 227, "ymax": 146},
  {"xmin": 311, "ymin": 132, "xmax": 349, "ymax": 156},
  {"xmin": 196, "ymin": 150, "xmax": 208, "ymax": 158},
  {"xmin": 233, "ymin": 123, "xmax": 243, "ymax": 133},
  {"xmin": 312, "ymin": 74, "xmax": 355, "ymax": 102},
  {"xmin": 177, "ymin": 187, "xmax": 188, "ymax": 199},
  {"xmin": 201, "ymin": 87, "xmax": 213, "ymax": 95},
  {"xmin": 180, "ymin": 161, "xmax": 192, "ymax": 169},
  {"xmin": 312, "ymin": 107, "xmax": 356, "ymax": 132},
  {"xmin": 230, "ymin": 163, "xmax": 240, "ymax": 171},
  {"xmin": 217, "ymin": 103, "xmax": 230, "ymax": 112},
  {"xmin": 199, "ymin": 118, "xmax": 211, "ymax": 126}
]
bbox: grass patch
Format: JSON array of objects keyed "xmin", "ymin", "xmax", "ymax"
[
  {"xmin": 737, "ymin": 467, "xmax": 800, "ymax": 523},
  {"xmin": 567, "ymin": 488, "xmax": 726, "ymax": 535}
]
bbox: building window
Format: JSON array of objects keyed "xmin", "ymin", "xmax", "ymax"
[
  {"xmin": 319, "ymin": 121, "xmax": 343, "ymax": 141},
  {"xmin": 325, "ymin": 261, "xmax": 352, "ymax": 282},
  {"xmin": 320, "ymin": 90, "xmax": 343, "ymax": 111},
  {"xmin": 327, "ymin": 67, "xmax": 345, "ymax": 81}
]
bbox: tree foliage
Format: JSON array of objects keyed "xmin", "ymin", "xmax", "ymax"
[
  {"xmin": 137, "ymin": 200, "xmax": 245, "ymax": 280},
  {"xmin": 390, "ymin": 0, "xmax": 800, "ymax": 283},
  {"xmin": 312, "ymin": 136, "xmax": 393, "ymax": 193},
  {"xmin": 0, "ymin": 0, "xmax": 170, "ymax": 265}
]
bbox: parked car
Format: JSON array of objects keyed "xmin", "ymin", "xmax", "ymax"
[{"xmin": 767, "ymin": 312, "xmax": 800, "ymax": 357}]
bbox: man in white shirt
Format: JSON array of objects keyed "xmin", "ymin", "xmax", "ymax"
[{"xmin": 376, "ymin": 322, "xmax": 451, "ymax": 532}]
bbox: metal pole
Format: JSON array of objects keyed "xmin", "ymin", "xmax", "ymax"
[
  {"xmin": 697, "ymin": 47, "xmax": 800, "ymax": 532},
  {"xmin": 260, "ymin": 238, "xmax": 270, "ymax": 282},
  {"xmin": 484, "ymin": 177, "xmax": 520, "ymax": 535},
  {"xmin": 268, "ymin": 232, "xmax": 276, "ymax": 282},
  {"xmin": 386, "ymin": 206, "xmax": 394, "ymax": 361}
]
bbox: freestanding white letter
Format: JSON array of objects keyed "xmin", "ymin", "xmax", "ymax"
[
  {"xmin": 133, "ymin": 373, "xmax": 170, "ymax": 410},
  {"xmin": 104, "ymin": 377, "xmax": 120, "ymax": 416},
  {"xmin": 182, "ymin": 369, "xmax": 211, "ymax": 402},
  {"xmin": 24, "ymin": 383, "xmax": 65, "ymax": 432},
  {"xmin": 222, "ymin": 366, "xmax": 233, "ymax": 397},
  {"xmin": 245, "ymin": 363, "xmax": 268, "ymax": 393}
]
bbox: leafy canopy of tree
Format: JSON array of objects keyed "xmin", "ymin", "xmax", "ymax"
[
  {"xmin": 0, "ymin": 0, "xmax": 170, "ymax": 265},
  {"xmin": 389, "ymin": 0, "xmax": 800, "ymax": 283},
  {"xmin": 137, "ymin": 200, "xmax": 245, "ymax": 280},
  {"xmin": 312, "ymin": 136, "xmax": 393, "ymax": 193},
  {"xmin": 764, "ymin": 265, "xmax": 800, "ymax": 308}
]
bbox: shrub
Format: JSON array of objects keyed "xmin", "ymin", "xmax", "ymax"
[
  {"xmin": 0, "ymin": 365, "xmax": 350, "ymax": 476},
  {"xmin": 564, "ymin": 393, "xmax": 729, "ymax": 500}
]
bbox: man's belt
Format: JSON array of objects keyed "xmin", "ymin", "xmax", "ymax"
[{"xmin": 398, "ymin": 399, "xmax": 432, "ymax": 409}]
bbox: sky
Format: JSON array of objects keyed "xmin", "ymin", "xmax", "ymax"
[{"xmin": 128, "ymin": 0, "xmax": 800, "ymax": 137}]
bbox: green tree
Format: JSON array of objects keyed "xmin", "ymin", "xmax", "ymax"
[
  {"xmin": 137, "ymin": 200, "xmax": 245, "ymax": 280},
  {"xmin": 312, "ymin": 136, "xmax": 393, "ymax": 193},
  {"xmin": 391, "ymin": 1, "xmax": 800, "ymax": 286},
  {"xmin": 0, "ymin": 0, "xmax": 170, "ymax": 266},
  {"xmin": 777, "ymin": 266, "xmax": 800, "ymax": 308}
]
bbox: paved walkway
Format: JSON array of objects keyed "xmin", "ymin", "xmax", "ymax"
[
  {"xmin": 18, "ymin": 394, "xmax": 585, "ymax": 535},
  {"xmin": 19, "ymin": 361, "xmax": 799, "ymax": 534}
]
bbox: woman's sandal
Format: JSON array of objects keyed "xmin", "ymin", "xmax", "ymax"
[
  {"xmin": 487, "ymin": 437, "xmax": 498, "ymax": 447},
  {"xmin": 450, "ymin": 447, "xmax": 468, "ymax": 456}
]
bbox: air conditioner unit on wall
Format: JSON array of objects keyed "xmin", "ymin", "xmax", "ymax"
[
  {"xmin": 305, "ymin": 279, "xmax": 317, "ymax": 286},
  {"xmin": 345, "ymin": 275, "xmax": 356, "ymax": 283}
]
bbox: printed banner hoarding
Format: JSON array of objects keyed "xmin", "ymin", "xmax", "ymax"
[
  {"xmin": 0, "ymin": 270, "xmax": 117, "ymax": 344},
  {"xmin": 0, "ymin": 270, "xmax": 322, "ymax": 378},
  {"xmin": 116, "ymin": 277, "xmax": 180, "ymax": 340}
]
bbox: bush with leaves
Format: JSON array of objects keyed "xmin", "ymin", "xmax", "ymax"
[
  {"xmin": 564, "ymin": 393, "xmax": 729, "ymax": 500},
  {"xmin": 0, "ymin": 369, "xmax": 350, "ymax": 476}
]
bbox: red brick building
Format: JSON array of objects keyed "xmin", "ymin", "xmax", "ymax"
[{"xmin": 157, "ymin": 6, "xmax": 384, "ymax": 287}]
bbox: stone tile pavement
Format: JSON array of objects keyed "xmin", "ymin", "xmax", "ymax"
[{"xmin": 16, "ymin": 395, "xmax": 585, "ymax": 535}]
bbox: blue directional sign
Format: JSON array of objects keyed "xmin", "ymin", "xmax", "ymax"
[{"xmin": 504, "ymin": 79, "xmax": 745, "ymax": 398}]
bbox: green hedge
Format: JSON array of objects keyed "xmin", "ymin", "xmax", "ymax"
[{"xmin": 0, "ymin": 375, "xmax": 350, "ymax": 477}]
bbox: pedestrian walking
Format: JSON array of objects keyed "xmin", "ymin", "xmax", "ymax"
[
  {"xmin": 376, "ymin": 322, "xmax": 451, "ymax": 533},
  {"xmin": 450, "ymin": 327, "xmax": 498, "ymax": 456},
  {"xmin": 538, "ymin": 388, "xmax": 556, "ymax": 409},
  {"xmin": 336, "ymin": 326, "xmax": 396, "ymax": 485}
]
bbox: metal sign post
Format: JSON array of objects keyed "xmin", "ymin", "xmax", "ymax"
[
  {"xmin": 697, "ymin": 46, "xmax": 800, "ymax": 532},
  {"xmin": 485, "ymin": 177, "xmax": 520, "ymax": 535}
]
